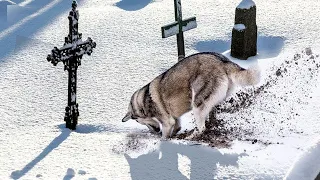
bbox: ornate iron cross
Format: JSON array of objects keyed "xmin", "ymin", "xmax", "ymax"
[
  {"xmin": 161, "ymin": 0, "xmax": 197, "ymax": 61},
  {"xmin": 47, "ymin": 0, "xmax": 96, "ymax": 130}
]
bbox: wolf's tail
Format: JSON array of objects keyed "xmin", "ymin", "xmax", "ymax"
[{"xmin": 230, "ymin": 62, "xmax": 261, "ymax": 86}]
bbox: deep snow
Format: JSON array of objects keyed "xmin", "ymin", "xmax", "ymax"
[{"xmin": 0, "ymin": 0, "xmax": 320, "ymax": 179}]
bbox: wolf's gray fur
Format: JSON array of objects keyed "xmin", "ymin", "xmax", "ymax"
[{"xmin": 122, "ymin": 52, "xmax": 260, "ymax": 139}]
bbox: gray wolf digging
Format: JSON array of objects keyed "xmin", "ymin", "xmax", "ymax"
[{"xmin": 122, "ymin": 52, "xmax": 260, "ymax": 139}]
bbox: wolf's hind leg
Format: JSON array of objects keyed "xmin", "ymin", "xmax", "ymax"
[{"xmin": 189, "ymin": 81, "xmax": 228, "ymax": 139}]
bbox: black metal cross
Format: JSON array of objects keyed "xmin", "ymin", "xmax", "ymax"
[
  {"xmin": 161, "ymin": 0, "xmax": 197, "ymax": 61},
  {"xmin": 47, "ymin": 0, "xmax": 96, "ymax": 130}
]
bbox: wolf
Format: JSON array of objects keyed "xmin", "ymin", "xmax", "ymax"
[{"xmin": 122, "ymin": 52, "xmax": 260, "ymax": 139}]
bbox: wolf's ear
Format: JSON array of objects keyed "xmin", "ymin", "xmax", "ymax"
[{"xmin": 122, "ymin": 112, "xmax": 131, "ymax": 122}]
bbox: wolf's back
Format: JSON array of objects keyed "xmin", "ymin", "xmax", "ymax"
[
  {"xmin": 192, "ymin": 52, "xmax": 261, "ymax": 86},
  {"xmin": 194, "ymin": 52, "xmax": 261, "ymax": 86}
]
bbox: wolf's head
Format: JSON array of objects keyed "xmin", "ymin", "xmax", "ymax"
[
  {"xmin": 122, "ymin": 85, "xmax": 161, "ymax": 133},
  {"xmin": 122, "ymin": 88, "xmax": 148, "ymax": 122}
]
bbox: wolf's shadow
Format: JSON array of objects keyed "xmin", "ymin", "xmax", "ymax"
[{"xmin": 125, "ymin": 141, "xmax": 246, "ymax": 180}]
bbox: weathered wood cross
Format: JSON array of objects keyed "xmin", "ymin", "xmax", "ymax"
[
  {"xmin": 47, "ymin": 0, "xmax": 96, "ymax": 130},
  {"xmin": 161, "ymin": 0, "xmax": 197, "ymax": 60}
]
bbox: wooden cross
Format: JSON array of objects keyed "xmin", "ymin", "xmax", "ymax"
[
  {"xmin": 47, "ymin": 0, "xmax": 96, "ymax": 130},
  {"xmin": 161, "ymin": 0, "xmax": 197, "ymax": 60}
]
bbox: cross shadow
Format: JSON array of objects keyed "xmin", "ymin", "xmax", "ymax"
[
  {"xmin": 10, "ymin": 129, "xmax": 71, "ymax": 180},
  {"xmin": 56, "ymin": 123, "xmax": 148, "ymax": 134},
  {"xmin": 125, "ymin": 141, "xmax": 247, "ymax": 180},
  {"xmin": 115, "ymin": 0, "xmax": 153, "ymax": 11},
  {"xmin": 194, "ymin": 35, "xmax": 285, "ymax": 59},
  {"xmin": 0, "ymin": 0, "xmax": 83, "ymax": 63}
]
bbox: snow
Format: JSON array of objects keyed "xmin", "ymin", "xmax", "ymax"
[
  {"xmin": 0, "ymin": 0, "xmax": 320, "ymax": 179},
  {"xmin": 71, "ymin": 93, "xmax": 76, "ymax": 102},
  {"xmin": 0, "ymin": 0, "xmax": 16, "ymax": 5},
  {"xmin": 18, "ymin": 0, "xmax": 33, "ymax": 7},
  {"xmin": 284, "ymin": 138, "xmax": 320, "ymax": 180},
  {"xmin": 233, "ymin": 23, "xmax": 246, "ymax": 31},
  {"xmin": 237, "ymin": 0, "xmax": 255, "ymax": 9}
]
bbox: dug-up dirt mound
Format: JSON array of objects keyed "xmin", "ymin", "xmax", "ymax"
[{"xmin": 177, "ymin": 48, "xmax": 320, "ymax": 147}]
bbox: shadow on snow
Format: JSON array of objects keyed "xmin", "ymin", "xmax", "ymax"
[
  {"xmin": 62, "ymin": 168, "xmax": 98, "ymax": 180},
  {"xmin": 194, "ymin": 35, "xmax": 285, "ymax": 59},
  {"xmin": 63, "ymin": 168, "xmax": 75, "ymax": 180},
  {"xmin": 0, "ymin": 0, "xmax": 83, "ymax": 63},
  {"xmin": 55, "ymin": 123, "xmax": 148, "ymax": 134},
  {"xmin": 10, "ymin": 129, "xmax": 71, "ymax": 180},
  {"xmin": 115, "ymin": 0, "xmax": 153, "ymax": 11},
  {"xmin": 125, "ymin": 141, "xmax": 247, "ymax": 180}
]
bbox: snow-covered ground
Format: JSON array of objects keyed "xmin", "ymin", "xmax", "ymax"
[{"xmin": 0, "ymin": 0, "xmax": 320, "ymax": 179}]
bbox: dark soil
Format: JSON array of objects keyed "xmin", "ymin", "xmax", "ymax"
[
  {"xmin": 112, "ymin": 132, "xmax": 160, "ymax": 154},
  {"xmin": 176, "ymin": 113, "xmax": 231, "ymax": 148}
]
